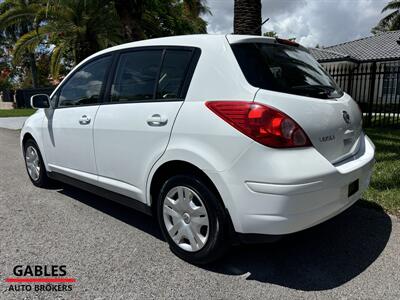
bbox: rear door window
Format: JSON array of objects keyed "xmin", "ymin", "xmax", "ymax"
[
  {"xmin": 231, "ymin": 43, "xmax": 343, "ymax": 99},
  {"xmin": 111, "ymin": 50, "xmax": 163, "ymax": 102},
  {"xmin": 156, "ymin": 50, "xmax": 193, "ymax": 100}
]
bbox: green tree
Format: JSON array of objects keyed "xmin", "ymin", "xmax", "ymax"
[
  {"xmin": 0, "ymin": 0, "xmax": 40, "ymax": 87},
  {"xmin": 373, "ymin": 0, "xmax": 400, "ymax": 33},
  {"xmin": 234, "ymin": 0, "xmax": 262, "ymax": 35},
  {"xmin": 141, "ymin": 0, "xmax": 210, "ymax": 38},
  {"xmin": 263, "ymin": 31, "xmax": 277, "ymax": 37},
  {"xmin": 19, "ymin": 51, "xmax": 53, "ymax": 88},
  {"xmin": 0, "ymin": 48, "xmax": 13, "ymax": 90},
  {"xmin": 182, "ymin": 0, "xmax": 211, "ymax": 33},
  {"xmin": 114, "ymin": 0, "xmax": 210, "ymax": 42},
  {"xmin": 0, "ymin": 0, "xmax": 210, "ymax": 84},
  {"xmin": 114, "ymin": 0, "xmax": 145, "ymax": 42},
  {"xmin": 7, "ymin": 0, "xmax": 123, "ymax": 79}
]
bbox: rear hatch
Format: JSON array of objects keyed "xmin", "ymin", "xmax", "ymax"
[{"xmin": 228, "ymin": 36, "xmax": 362, "ymax": 163}]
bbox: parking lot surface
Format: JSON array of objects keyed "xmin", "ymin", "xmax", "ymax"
[
  {"xmin": 0, "ymin": 117, "xmax": 28, "ymax": 130},
  {"xmin": 0, "ymin": 128, "xmax": 399, "ymax": 299}
]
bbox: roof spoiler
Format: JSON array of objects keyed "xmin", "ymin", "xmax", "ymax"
[{"xmin": 225, "ymin": 35, "xmax": 306, "ymax": 51}]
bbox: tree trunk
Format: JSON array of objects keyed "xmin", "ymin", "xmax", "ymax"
[
  {"xmin": 115, "ymin": 0, "xmax": 145, "ymax": 42},
  {"xmin": 234, "ymin": 0, "xmax": 262, "ymax": 35},
  {"xmin": 28, "ymin": 52, "xmax": 39, "ymax": 88},
  {"xmin": 21, "ymin": 22, "xmax": 39, "ymax": 88}
]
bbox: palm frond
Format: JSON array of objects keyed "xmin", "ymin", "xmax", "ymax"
[
  {"xmin": 382, "ymin": 0, "xmax": 400, "ymax": 13},
  {"xmin": 50, "ymin": 43, "xmax": 65, "ymax": 79},
  {"xmin": 0, "ymin": 6, "xmax": 37, "ymax": 29},
  {"xmin": 184, "ymin": 0, "xmax": 211, "ymax": 17},
  {"xmin": 389, "ymin": 13, "xmax": 400, "ymax": 30},
  {"xmin": 33, "ymin": 5, "xmax": 56, "ymax": 27},
  {"xmin": 378, "ymin": 10, "xmax": 398, "ymax": 28},
  {"xmin": 13, "ymin": 25, "xmax": 52, "ymax": 64}
]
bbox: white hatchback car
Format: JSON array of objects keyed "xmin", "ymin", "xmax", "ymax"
[{"xmin": 21, "ymin": 35, "xmax": 375, "ymax": 264}]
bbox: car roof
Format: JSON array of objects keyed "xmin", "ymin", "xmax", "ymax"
[
  {"xmin": 91, "ymin": 34, "xmax": 227, "ymax": 57},
  {"xmin": 81, "ymin": 34, "xmax": 277, "ymax": 63},
  {"xmin": 52, "ymin": 34, "xmax": 271, "ymax": 102}
]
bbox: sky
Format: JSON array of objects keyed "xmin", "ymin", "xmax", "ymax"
[{"xmin": 203, "ymin": 0, "xmax": 391, "ymax": 47}]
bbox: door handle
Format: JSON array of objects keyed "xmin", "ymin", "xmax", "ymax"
[
  {"xmin": 147, "ymin": 114, "xmax": 168, "ymax": 126},
  {"xmin": 79, "ymin": 115, "xmax": 91, "ymax": 125}
]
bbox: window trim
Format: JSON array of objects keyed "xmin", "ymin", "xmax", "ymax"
[
  {"xmin": 102, "ymin": 45, "xmax": 201, "ymax": 105},
  {"xmin": 54, "ymin": 53, "xmax": 114, "ymax": 109},
  {"xmin": 52, "ymin": 45, "xmax": 201, "ymax": 109},
  {"xmin": 152, "ymin": 49, "xmax": 167, "ymax": 100},
  {"xmin": 178, "ymin": 47, "xmax": 201, "ymax": 100},
  {"xmin": 155, "ymin": 48, "xmax": 195, "ymax": 101},
  {"xmin": 104, "ymin": 47, "xmax": 165, "ymax": 104}
]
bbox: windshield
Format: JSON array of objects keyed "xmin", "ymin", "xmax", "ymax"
[{"xmin": 231, "ymin": 42, "xmax": 343, "ymax": 99}]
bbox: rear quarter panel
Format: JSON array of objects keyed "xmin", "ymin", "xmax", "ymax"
[{"xmin": 167, "ymin": 35, "xmax": 259, "ymax": 170}]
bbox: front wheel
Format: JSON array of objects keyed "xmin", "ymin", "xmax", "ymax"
[
  {"xmin": 24, "ymin": 139, "xmax": 50, "ymax": 188},
  {"xmin": 157, "ymin": 174, "xmax": 229, "ymax": 264}
]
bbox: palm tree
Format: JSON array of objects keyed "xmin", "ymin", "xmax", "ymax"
[
  {"xmin": 373, "ymin": 0, "xmax": 400, "ymax": 33},
  {"xmin": 234, "ymin": 0, "xmax": 262, "ymax": 35},
  {"xmin": 0, "ymin": 0, "xmax": 41, "ymax": 87},
  {"xmin": 7, "ymin": 0, "xmax": 122, "ymax": 79},
  {"xmin": 182, "ymin": 0, "xmax": 211, "ymax": 33},
  {"xmin": 1, "ymin": 0, "xmax": 210, "ymax": 84},
  {"xmin": 114, "ymin": 0, "xmax": 145, "ymax": 42},
  {"xmin": 114, "ymin": 0, "xmax": 210, "ymax": 42}
]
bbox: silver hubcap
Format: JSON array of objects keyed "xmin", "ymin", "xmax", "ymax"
[
  {"xmin": 163, "ymin": 186, "xmax": 209, "ymax": 252},
  {"xmin": 25, "ymin": 146, "xmax": 40, "ymax": 181}
]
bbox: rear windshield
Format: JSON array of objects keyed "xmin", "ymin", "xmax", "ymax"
[{"xmin": 231, "ymin": 42, "xmax": 343, "ymax": 99}]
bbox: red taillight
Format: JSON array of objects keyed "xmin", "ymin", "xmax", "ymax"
[{"xmin": 205, "ymin": 101, "xmax": 312, "ymax": 148}]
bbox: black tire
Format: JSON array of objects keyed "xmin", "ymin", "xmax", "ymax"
[
  {"xmin": 157, "ymin": 174, "xmax": 229, "ymax": 264},
  {"xmin": 23, "ymin": 139, "xmax": 51, "ymax": 188}
]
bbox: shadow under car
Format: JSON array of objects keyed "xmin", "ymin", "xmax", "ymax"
[{"xmin": 58, "ymin": 185, "xmax": 392, "ymax": 291}]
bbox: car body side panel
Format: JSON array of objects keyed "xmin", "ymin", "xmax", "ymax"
[
  {"xmin": 145, "ymin": 36, "xmax": 259, "ymax": 205},
  {"xmin": 93, "ymin": 101, "xmax": 184, "ymax": 203},
  {"xmin": 20, "ymin": 110, "xmax": 48, "ymax": 169},
  {"xmin": 145, "ymin": 105, "xmax": 256, "ymax": 207},
  {"xmin": 182, "ymin": 36, "xmax": 256, "ymax": 102}
]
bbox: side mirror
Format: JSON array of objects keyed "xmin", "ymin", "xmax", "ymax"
[{"xmin": 30, "ymin": 94, "xmax": 50, "ymax": 109}]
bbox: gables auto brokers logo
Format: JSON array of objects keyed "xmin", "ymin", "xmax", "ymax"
[{"xmin": 4, "ymin": 265, "xmax": 76, "ymax": 293}]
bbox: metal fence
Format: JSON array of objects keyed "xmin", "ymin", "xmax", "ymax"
[
  {"xmin": 325, "ymin": 61, "xmax": 400, "ymax": 127},
  {"xmin": 15, "ymin": 87, "xmax": 55, "ymax": 108},
  {"xmin": 0, "ymin": 87, "xmax": 55, "ymax": 108}
]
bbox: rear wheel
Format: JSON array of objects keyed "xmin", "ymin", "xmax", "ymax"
[
  {"xmin": 24, "ymin": 139, "xmax": 50, "ymax": 188},
  {"xmin": 157, "ymin": 174, "xmax": 229, "ymax": 264}
]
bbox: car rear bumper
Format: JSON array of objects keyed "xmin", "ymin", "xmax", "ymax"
[{"xmin": 207, "ymin": 133, "xmax": 375, "ymax": 235}]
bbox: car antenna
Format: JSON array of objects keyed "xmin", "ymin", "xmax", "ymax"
[
  {"xmin": 230, "ymin": 17, "xmax": 270, "ymax": 35},
  {"xmin": 254, "ymin": 17, "xmax": 270, "ymax": 35}
]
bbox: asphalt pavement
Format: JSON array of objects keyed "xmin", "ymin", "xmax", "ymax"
[
  {"xmin": 0, "ymin": 128, "xmax": 399, "ymax": 299},
  {"xmin": 0, "ymin": 117, "xmax": 28, "ymax": 130}
]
